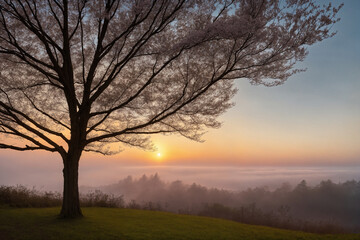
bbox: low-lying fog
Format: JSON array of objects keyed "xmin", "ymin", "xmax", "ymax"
[
  {"xmin": 0, "ymin": 156, "xmax": 359, "ymax": 191},
  {"xmin": 1, "ymin": 157, "xmax": 360, "ymax": 233},
  {"xmin": 84, "ymin": 174, "xmax": 360, "ymax": 233}
]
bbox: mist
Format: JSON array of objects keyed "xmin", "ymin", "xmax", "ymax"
[
  {"xmin": 1, "ymin": 154, "xmax": 360, "ymax": 233},
  {"xmin": 1, "ymin": 154, "xmax": 359, "ymax": 191},
  {"xmin": 81, "ymin": 174, "xmax": 360, "ymax": 233}
]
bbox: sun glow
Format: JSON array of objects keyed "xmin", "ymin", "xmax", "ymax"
[
  {"xmin": 153, "ymin": 152, "xmax": 164, "ymax": 162},
  {"xmin": 150, "ymin": 140, "xmax": 167, "ymax": 163}
]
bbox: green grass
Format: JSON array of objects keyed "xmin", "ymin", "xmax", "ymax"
[{"xmin": 0, "ymin": 207, "xmax": 359, "ymax": 240}]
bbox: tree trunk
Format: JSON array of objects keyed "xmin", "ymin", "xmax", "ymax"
[{"xmin": 60, "ymin": 151, "xmax": 83, "ymax": 218}]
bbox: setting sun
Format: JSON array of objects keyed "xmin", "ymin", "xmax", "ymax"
[{"xmin": 157, "ymin": 153, "xmax": 161, "ymax": 157}]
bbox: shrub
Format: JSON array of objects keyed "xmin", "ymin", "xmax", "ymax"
[
  {"xmin": 0, "ymin": 185, "xmax": 61, "ymax": 208},
  {"xmin": 80, "ymin": 190, "xmax": 124, "ymax": 208}
]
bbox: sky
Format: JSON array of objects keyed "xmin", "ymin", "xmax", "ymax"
[
  {"xmin": 112, "ymin": 0, "xmax": 359, "ymax": 166},
  {"xmin": 0, "ymin": 0, "xmax": 359, "ymax": 189}
]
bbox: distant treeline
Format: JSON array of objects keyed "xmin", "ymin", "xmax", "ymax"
[
  {"xmin": 1, "ymin": 174, "xmax": 359, "ymax": 234},
  {"xmin": 82, "ymin": 174, "xmax": 360, "ymax": 233}
]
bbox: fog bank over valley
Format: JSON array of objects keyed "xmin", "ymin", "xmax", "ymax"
[
  {"xmin": 79, "ymin": 173, "xmax": 360, "ymax": 233},
  {"xmin": 1, "ymin": 155, "xmax": 359, "ymax": 191},
  {"xmin": 1, "ymin": 157, "xmax": 360, "ymax": 233}
]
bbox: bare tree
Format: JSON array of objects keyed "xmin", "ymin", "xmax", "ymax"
[{"xmin": 0, "ymin": 0, "xmax": 341, "ymax": 218}]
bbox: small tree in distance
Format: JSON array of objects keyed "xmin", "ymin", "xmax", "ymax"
[{"xmin": 0, "ymin": 0, "xmax": 341, "ymax": 218}]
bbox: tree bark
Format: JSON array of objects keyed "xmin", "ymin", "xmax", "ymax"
[{"xmin": 60, "ymin": 151, "xmax": 83, "ymax": 218}]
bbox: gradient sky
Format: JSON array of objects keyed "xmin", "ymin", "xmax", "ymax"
[
  {"xmin": 0, "ymin": 0, "xmax": 359, "ymax": 188},
  {"xmin": 116, "ymin": 0, "xmax": 360, "ymax": 166}
]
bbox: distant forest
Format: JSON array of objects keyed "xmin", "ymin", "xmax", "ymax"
[{"xmin": 81, "ymin": 174, "xmax": 360, "ymax": 233}]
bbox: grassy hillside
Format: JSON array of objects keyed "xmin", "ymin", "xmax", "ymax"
[{"xmin": 0, "ymin": 207, "xmax": 359, "ymax": 240}]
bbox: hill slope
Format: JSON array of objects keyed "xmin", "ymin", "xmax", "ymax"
[{"xmin": 0, "ymin": 207, "xmax": 358, "ymax": 240}]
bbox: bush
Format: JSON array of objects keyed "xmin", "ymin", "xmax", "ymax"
[
  {"xmin": 0, "ymin": 185, "xmax": 61, "ymax": 208},
  {"xmin": 0, "ymin": 185, "xmax": 125, "ymax": 208},
  {"xmin": 80, "ymin": 190, "xmax": 124, "ymax": 208}
]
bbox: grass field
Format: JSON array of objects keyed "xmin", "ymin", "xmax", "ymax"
[{"xmin": 0, "ymin": 207, "xmax": 359, "ymax": 240}]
